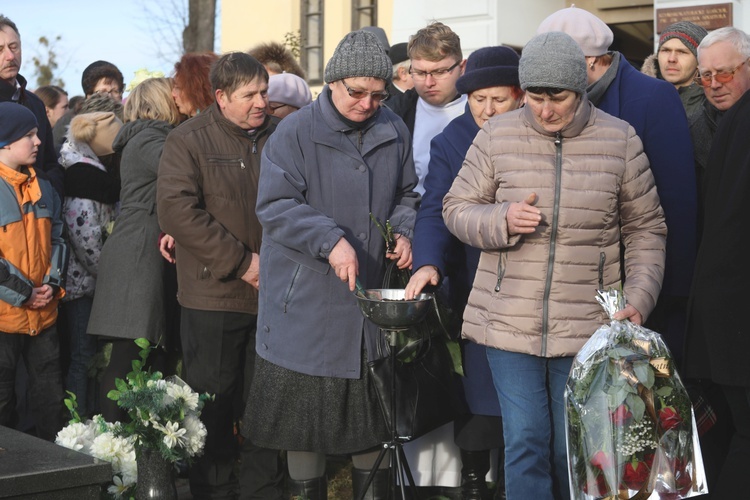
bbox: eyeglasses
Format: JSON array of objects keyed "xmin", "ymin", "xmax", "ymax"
[
  {"xmin": 409, "ymin": 61, "xmax": 461, "ymax": 80},
  {"xmin": 269, "ymin": 103, "xmax": 289, "ymax": 112},
  {"xmin": 93, "ymin": 89, "xmax": 123, "ymax": 99},
  {"xmin": 341, "ymin": 80, "xmax": 389, "ymax": 102},
  {"xmin": 696, "ymin": 59, "xmax": 748, "ymax": 87}
]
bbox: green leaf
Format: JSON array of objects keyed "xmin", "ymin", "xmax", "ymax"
[
  {"xmin": 132, "ymin": 359, "xmax": 143, "ymax": 372},
  {"xmin": 627, "ymin": 393, "xmax": 646, "ymax": 421},
  {"xmin": 655, "ymin": 386, "xmax": 673, "ymax": 398},
  {"xmin": 107, "ymin": 389, "xmax": 121, "ymax": 401},
  {"xmin": 115, "ymin": 377, "xmax": 129, "ymax": 392},
  {"xmin": 134, "ymin": 338, "xmax": 150, "ymax": 350},
  {"xmin": 633, "ymin": 362, "xmax": 655, "ymax": 389}
]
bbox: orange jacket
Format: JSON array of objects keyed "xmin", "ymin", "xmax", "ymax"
[{"xmin": 0, "ymin": 162, "xmax": 66, "ymax": 335}]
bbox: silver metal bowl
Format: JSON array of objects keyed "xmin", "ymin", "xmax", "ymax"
[{"xmin": 356, "ymin": 289, "xmax": 434, "ymax": 329}]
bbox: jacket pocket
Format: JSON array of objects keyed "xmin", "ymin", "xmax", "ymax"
[
  {"xmin": 494, "ymin": 251, "xmax": 507, "ymax": 293},
  {"xmin": 283, "ymin": 264, "xmax": 302, "ymax": 313}
]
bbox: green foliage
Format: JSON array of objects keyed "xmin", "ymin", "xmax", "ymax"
[
  {"xmin": 283, "ymin": 30, "xmax": 302, "ymax": 58},
  {"xmin": 31, "ymin": 35, "xmax": 64, "ymax": 88}
]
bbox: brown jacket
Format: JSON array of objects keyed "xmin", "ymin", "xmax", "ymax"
[
  {"xmin": 443, "ymin": 97, "xmax": 666, "ymax": 357},
  {"xmin": 157, "ymin": 103, "xmax": 276, "ymax": 314}
]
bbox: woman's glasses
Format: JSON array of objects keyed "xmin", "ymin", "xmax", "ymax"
[
  {"xmin": 341, "ymin": 80, "xmax": 389, "ymax": 102},
  {"xmin": 696, "ymin": 59, "xmax": 748, "ymax": 87}
]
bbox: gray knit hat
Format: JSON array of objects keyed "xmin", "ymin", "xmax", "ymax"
[
  {"xmin": 519, "ymin": 32, "xmax": 588, "ymax": 94},
  {"xmin": 324, "ymin": 30, "xmax": 393, "ymax": 83},
  {"xmin": 659, "ymin": 21, "xmax": 708, "ymax": 58}
]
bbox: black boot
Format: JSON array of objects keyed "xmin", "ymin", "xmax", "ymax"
[
  {"xmin": 460, "ymin": 449, "xmax": 491, "ymax": 500},
  {"xmin": 352, "ymin": 467, "xmax": 390, "ymax": 500},
  {"xmin": 288, "ymin": 476, "xmax": 327, "ymax": 500}
]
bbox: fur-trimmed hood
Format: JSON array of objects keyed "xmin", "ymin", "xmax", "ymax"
[{"xmin": 641, "ymin": 53, "xmax": 661, "ymax": 79}]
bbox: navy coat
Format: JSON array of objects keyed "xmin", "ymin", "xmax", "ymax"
[
  {"xmin": 256, "ymin": 87, "xmax": 420, "ymax": 379},
  {"xmin": 412, "ymin": 106, "xmax": 500, "ymax": 416},
  {"xmin": 596, "ymin": 56, "xmax": 697, "ymax": 297}
]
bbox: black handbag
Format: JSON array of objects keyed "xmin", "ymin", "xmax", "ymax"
[{"xmin": 367, "ymin": 261, "xmax": 467, "ymax": 439}]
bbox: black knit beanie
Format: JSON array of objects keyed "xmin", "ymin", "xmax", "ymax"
[
  {"xmin": 456, "ymin": 46, "xmax": 520, "ymax": 95},
  {"xmin": 0, "ymin": 102, "xmax": 38, "ymax": 148}
]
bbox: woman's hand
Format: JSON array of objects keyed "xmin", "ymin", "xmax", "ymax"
[
  {"xmin": 613, "ymin": 304, "xmax": 643, "ymax": 325},
  {"xmin": 404, "ymin": 265, "xmax": 439, "ymax": 300},
  {"xmin": 507, "ymin": 193, "xmax": 541, "ymax": 235},
  {"xmin": 386, "ymin": 234, "xmax": 412, "ymax": 270},
  {"xmin": 329, "ymin": 237, "xmax": 359, "ymax": 292}
]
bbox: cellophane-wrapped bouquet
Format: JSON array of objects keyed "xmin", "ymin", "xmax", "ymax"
[{"xmin": 565, "ymin": 289, "xmax": 707, "ymax": 499}]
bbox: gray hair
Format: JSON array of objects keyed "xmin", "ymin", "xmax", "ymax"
[{"xmin": 699, "ymin": 27, "xmax": 750, "ymax": 60}]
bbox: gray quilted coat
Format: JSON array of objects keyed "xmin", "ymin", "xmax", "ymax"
[{"xmin": 443, "ymin": 96, "xmax": 667, "ymax": 358}]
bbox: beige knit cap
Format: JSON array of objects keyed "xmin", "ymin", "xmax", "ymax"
[{"xmin": 69, "ymin": 112, "xmax": 123, "ymax": 157}]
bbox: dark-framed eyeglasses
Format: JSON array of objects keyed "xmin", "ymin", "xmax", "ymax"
[
  {"xmin": 696, "ymin": 59, "xmax": 748, "ymax": 87},
  {"xmin": 409, "ymin": 60, "xmax": 461, "ymax": 80},
  {"xmin": 341, "ymin": 80, "xmax": 389, "ymax": 102},
  {"xmin": 269, "ymin": 103, "xmax": 289, "ymax": 112}
]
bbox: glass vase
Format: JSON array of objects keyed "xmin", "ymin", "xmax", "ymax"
[{"xmin": 136, "ymin": 447, "xmax": 177, "ymax": 500}]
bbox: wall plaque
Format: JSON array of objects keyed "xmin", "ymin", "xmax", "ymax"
[{"xmin": 656, "ymin": 3, "xmax": 733, "ymax": 33}]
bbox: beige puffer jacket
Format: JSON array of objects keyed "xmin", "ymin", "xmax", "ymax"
[{"xmin": 443, "ymin": 96, "xmax": 666, "ymax": 358}]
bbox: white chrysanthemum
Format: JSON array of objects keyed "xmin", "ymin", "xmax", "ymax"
[
  {"xmin": 55, "ymin": 421, "xmax": 96, "ymax": 452},
  {"xmin": 182, "ymin": 414, "xmax": 208, "ymax": 456},
  {"xmin": 119, "ymin": 452, "xmax": 137, "ymax": 487},
  {"xmin": 166, "ymin": 381, "xmax": 200, "ymax": 411},
  {"xmin": 146, "ymin": 378, "xmax": 167, "ymax": 391},
  {"xmin": 90, "ymin": 432, "xmax": 133, "ymax": 462},
  {"xmin": 153, "ymin": 420, "xmax": 187, "ymax": 449}
]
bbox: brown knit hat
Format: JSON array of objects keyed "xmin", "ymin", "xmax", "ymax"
[{"xmin": 68, "ymin": 112, "xmax": 122, "ymax": 157}]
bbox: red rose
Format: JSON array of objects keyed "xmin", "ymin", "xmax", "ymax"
[
  {"xmin": 590, "ymin": 450, "xmax": 614, "ymax": 471},
  {"xmin": 610, "ymin": 403, "xmax": 633, "ymax": 426},
  {"xmin": 659, "ymin": 406, "xmax": 683, "ymax": 431},
  {"xmin": 583, "ymin": 471, "xmax": 609, "ymax": 496},
  {"xmin": 622, "ymin": 459, "xmax": 650, "ymax": 490}
]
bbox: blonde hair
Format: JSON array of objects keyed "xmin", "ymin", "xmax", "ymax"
[
  {"xmin": 408, "ymin": 22, "xmax": 462, "ymax": 62},
  {"xmin": 123, "ymin": 78, "xmax": 181, "ymax": 126}
]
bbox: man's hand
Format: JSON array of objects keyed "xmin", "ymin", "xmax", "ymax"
[
  {"xmin": 613, "ymin": 304, "xmax": 643, "ymax": 325},
  {"xmin": 25, "ymin": 285, "xmax": 53, "ymax": 309},
  {"xmin": 159, "ymin": 234, "xmax": 176, "ymax": 264},
  {"xmin": 404, "ymin": 265, "xmax": 439, "ymax": 300},
  {"xmin": 507, "ymin": 193, "xmax": 541, "ymax": 235},
  {"xmin": 329, "ymin": 237, "xmax": 358, "ymax": 292},
  {"xmin": 386, "ymin": 235, "xmax": 413, "ymax": 270},
  {"xmin": 240, "ymin": 253, "xmax": 260, "ymax": 290}
]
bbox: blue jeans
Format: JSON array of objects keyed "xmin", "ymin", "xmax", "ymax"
[
  {"xmin": 64, "ymin": 296, "xmax": 98, "ymax": 417},
  {"xmin": 486, "ymin": 348, "xmax": 573, "ymax": 500}
]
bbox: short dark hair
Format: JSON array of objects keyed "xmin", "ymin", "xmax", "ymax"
[
  {"xmin": 0, "ymin": 15, "xmax": 19, "ymax": 35},
  {"xmin": 525, "ymin": 86, "xmax": 569, "ymax": 96},
  {"xmin": 34, "ymin": 85, "xmax": 68, "ymax": 109},
  {"xmin": 81, "ymin": 60, "xmax": 124, "ymax": 96},
  {"xmin": 210, "ymin": 52, "xmax": 268, "ymax": 97}
]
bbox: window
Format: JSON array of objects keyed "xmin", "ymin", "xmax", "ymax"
[
  {"xmin": 352, "ymin": 0, "xmax": 377, "ymax": 30},
  {"xmin": 301, "ymin": 0, "xmax": 325, "ymax": 84}
]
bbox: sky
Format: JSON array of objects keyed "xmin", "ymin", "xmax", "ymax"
[{"xmin": 3, "ymin": 1, "xmax": 219, "ymax": 95}]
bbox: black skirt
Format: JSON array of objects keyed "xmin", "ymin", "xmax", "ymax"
[{"xmin": 243, "ymin": 353, "xmax": 389, "ymax": 455}]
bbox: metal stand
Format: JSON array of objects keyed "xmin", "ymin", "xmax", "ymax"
[{"xmin": 357, "ymin": 329, "xmax": 419, "ymax": 500}]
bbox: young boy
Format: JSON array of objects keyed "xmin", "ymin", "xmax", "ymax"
[{"xmin": 0, "ymin": 102, "xmax": 67, "ymax": 440}]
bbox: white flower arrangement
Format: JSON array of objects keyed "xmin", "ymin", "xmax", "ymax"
[{"xmin": 55, "ymin": 339, "xmax": 211, "ymax": 499}]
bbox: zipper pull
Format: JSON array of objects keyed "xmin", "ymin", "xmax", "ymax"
[
  {"xmin": 240, "ymin": 159, "xmax": 246, "ymax": 169},
  {"xmin": 252, "ymin": 140, "xmax": 257, "ymax": 154},
  {"xmin": 494, "ymin": 278, "xmax": 502, "ymax": 292}
]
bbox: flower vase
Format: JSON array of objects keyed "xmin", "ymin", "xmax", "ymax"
[{"xmin": 136, "ymin": 447, "xmax": 177, "ymax": 500}]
